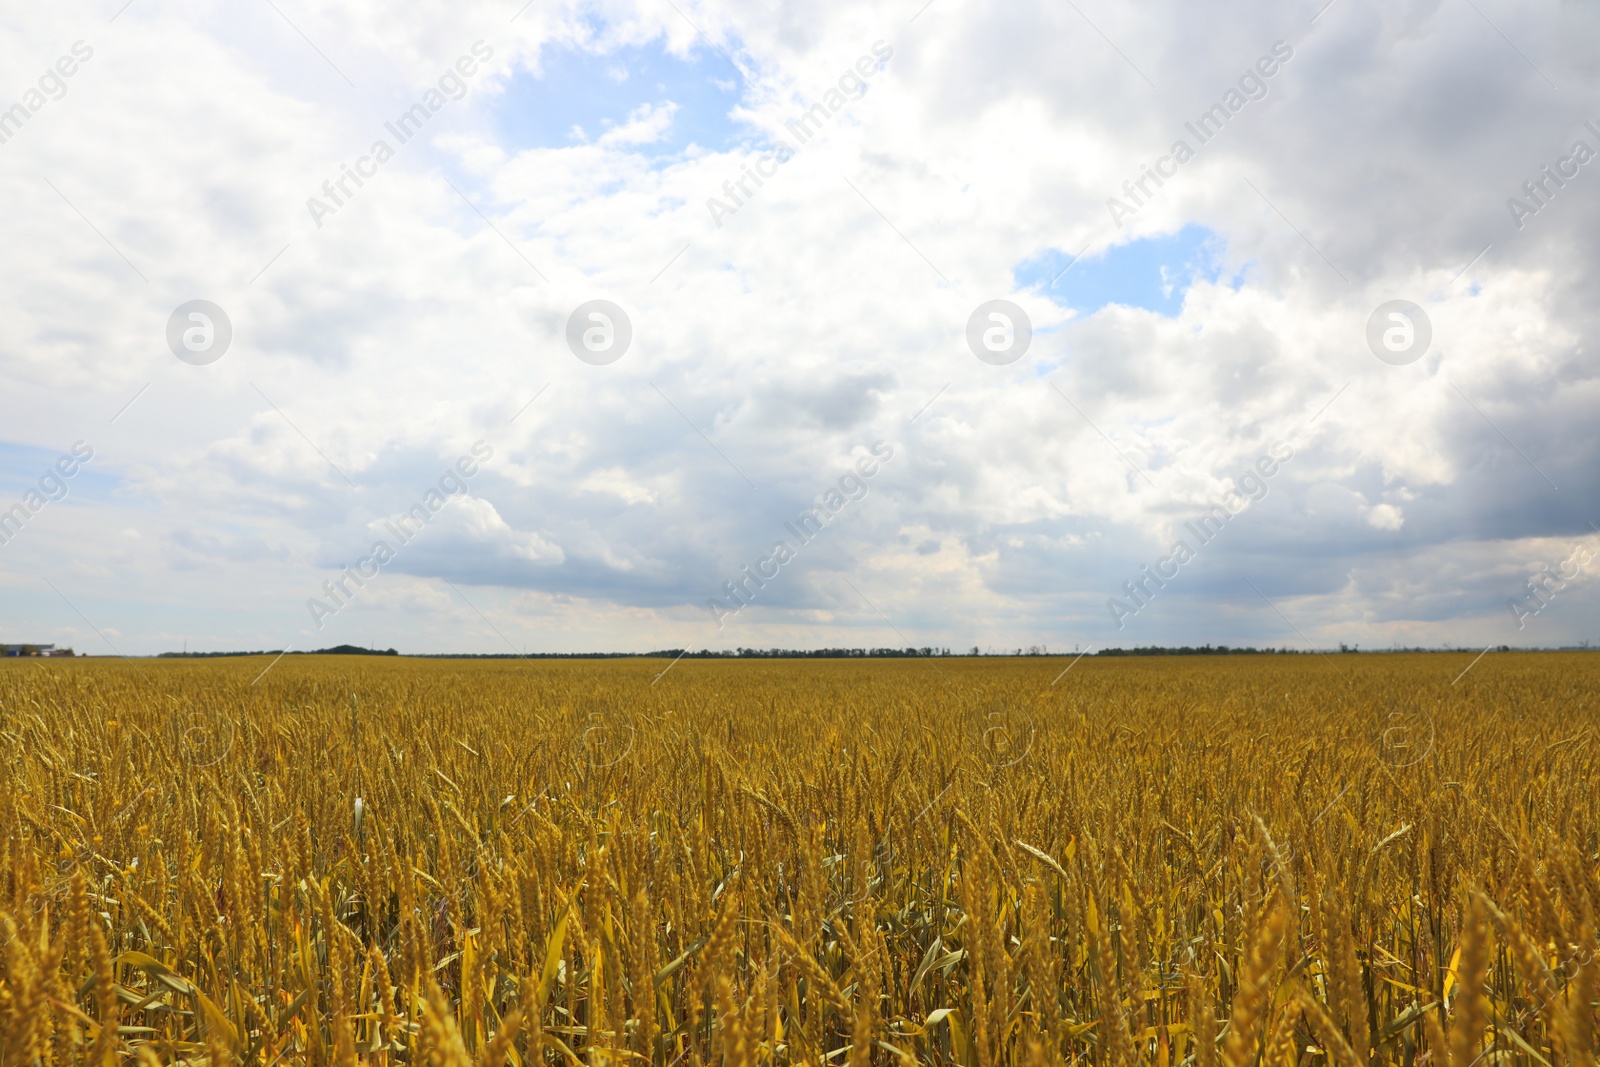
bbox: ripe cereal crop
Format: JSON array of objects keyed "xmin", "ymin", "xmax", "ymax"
[{"xmin": 0, "ymin": 652, "xmax": 1596, "ymax": 1066}]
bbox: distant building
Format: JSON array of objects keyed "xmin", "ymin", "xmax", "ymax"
[{"xmin": 3, "ymin": 644, "xmax": 72, "ymax": 656}]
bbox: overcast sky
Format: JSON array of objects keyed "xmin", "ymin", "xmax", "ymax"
[{"xmin": 1, "ymin": 0, "xmax": 1596, "ymax": 655}]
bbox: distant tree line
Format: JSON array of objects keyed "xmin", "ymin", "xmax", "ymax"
[
  {"xmin": 159, "ymin": 645, "xmax": 399, "ymax": 658},
  {"xmin": 145, "ymin": 642, "xmax": 1573, "ymax": 660}
]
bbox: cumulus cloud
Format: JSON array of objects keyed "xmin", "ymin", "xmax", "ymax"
[{"xmin": 0, "ymin": 0, "xmax": 1594, "ymax": 655}]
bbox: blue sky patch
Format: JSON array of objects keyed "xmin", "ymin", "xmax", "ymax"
[
  {"xmin": 492, "ymin": 39, "xmax": 745, "ymax": 157},
  {"xmin": 1017, "ymin": 225, "xmax": 1230, "ymax": 316},
  {"xmin": 0, "ymin": 440, "xmax": 116, "ymax": 505}
]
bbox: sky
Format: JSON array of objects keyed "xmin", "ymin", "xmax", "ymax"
[{"xmin": 0, "ymin": 0, "xmax": 1596, "ymax": 656}]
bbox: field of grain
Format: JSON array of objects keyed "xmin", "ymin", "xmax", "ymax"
[{"xmin": 1, "ymin": 652, "xmax": 1596, "ymax": 1067}]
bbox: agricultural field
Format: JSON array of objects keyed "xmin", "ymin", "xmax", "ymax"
[{"xmin": 0, "ymin": 652, "xmax": 1596, "ymax": 1066}]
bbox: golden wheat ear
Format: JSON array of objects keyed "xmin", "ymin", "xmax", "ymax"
[
  {"xmin": 1298, "ymin": 991, "xmax": 1363, "ymax": 1067},
  {"xmin": 1448, "ymin": 894, "xmax": 1493, "ymax": 1067},
  {"xmin": 1222, "ymin": 898, "xmax": 1288, "ymax": 1067},
  {"xmin": 1188, "ymin": 970, "xmax": 1220, "ymax": 1067}
]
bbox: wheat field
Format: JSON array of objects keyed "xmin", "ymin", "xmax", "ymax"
[{"xmin": 0, "ymin": 652, "xmax": 1596, "ymax": 1067}]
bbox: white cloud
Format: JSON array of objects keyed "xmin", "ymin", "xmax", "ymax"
[
  {"xmin": 1364, "ymin": 503, "xmax": 1405, "ymax": 531},
  {"xmin": 0, "ymin": 0, "xmax": 1594, "ymax": 654},
  {"xmin": 597, "ymin": 101, "xmax": 678, "ymax": 146}
]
